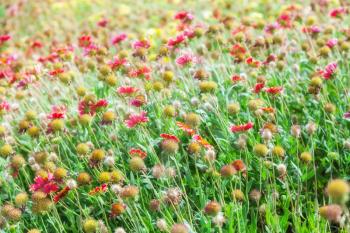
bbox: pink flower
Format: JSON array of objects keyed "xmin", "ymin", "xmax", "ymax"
[
  {"xmin": 330, "ymin": 8, "xmax": 346, "ymax": 18},
  {"xmin": 83, "ymin": 43, "xmax": 99, "ymax": 56},
  {"xmin": 183, "ymin": 29, "xmax": 196, "ymax": 39},
  {"xmin": 30, "ymin": 173, "xmax": 59, "ymax": 194},
  {"xmin": 176, "ymin": 54, "xmax": 195, "ymax": 66},
  {"xmin": 344, "ymin": 111, "xmax": 350, "ymax": 119},
  {"xmin": 130, "ymin": 98, "xmax": 145, "ymax": 107},
  {"xmin": 230, "ymin": 122, "xmax": 254, "ymax": 133},
  {"xmin": 117, "ymin": 86, "xmax": 138, "ymax": 95},
  {"xmin": 302, "ymin": 26, "xmax": 321, "ymax": 34},
  {"xmin": 264, "ymin": 22, "xmax": 280, "ymax": 33},
  {"xmin": 326, "ymin": 38, "xmax": 338, "ymax": 48},
  {"xmin": 111, "ymin": 33, "xmax": 127, "ymax": 45},
  {"xmin": 125, "ymin": 111, "xmax": 149, "ymax": 128},
  {"xmin": 322, "ymin": 62, "xmax": 337, "ymax": 80},
  {"xmin": 0, "ymin": 101, "xmax": 10, "ymax": 112},
  {"xmin": 133, "ymin": 40, "xmax": 150, "ymax": 49}
]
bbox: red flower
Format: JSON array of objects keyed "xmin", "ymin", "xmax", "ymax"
[
  {"xmin": 90, "ymin": 99, "xmax": 108, "ymax": 113},
  {"xmin": 265, "ymin": 86, "xmax": 283, "ymax": 95},
  {"xmin": 97, "ymin": 18, "xmax": 108, "ymax": 27},
  {"xmin": 230, "ymin": 44, "xmax": 246, "ymax": 57},
  {"xmin": 31, "ymin": 40, "xmax": 43, "ymax": 49},
  {"xmin": 49, "ymin": 68, "xmax": 64, "ymax": 76},
  {"xmin": 231, "ymin": 25, "xmax": 247, "ymax": 35},
  {"xmin": 89, "ymin": 184, "xmax": 108, "ymax": 195},
  {"xmin": 277, "ymin": 13, "xmax": 293, "ymax": 28},
  {"xmin": 231, "ymin": 159, "xmax": 246, "ymax": 172},
  {"xmin": 253, "ymin": 82, "xmax": 265, "ymax": 93},
  {"xmin": 344, "ymin": 112, "xmax": 350, "ymax": 119},
  {"xmin": 128, "ymin": 66, "xmax": 151, "ymax": 79},
  {"xmin": 263, "ymin": 54, "xmax": 276, "ymax": 65},
  {"xmin": 160, "ymin": 133, "xmax": 179, "ymax": 142},
  {"xmin": 174, "ymin": 11, "xmax": 194, "ymax": 22},
  {"xmin": 129, "ymin": 148, "xmax": 147, "ymax": 159},
  {"xmin": 167, "ymin": 34, "xmax": 186, "ymax": 47},
  {"xmin": 117, "ymin": 86, "xmax": 138, "ymax": 95},
  {"xmin": 246, "ymin": 57, "xmax": 260, "ymax": 67},
  {"xmin": 261, "ymin": 107, "xmax": 275, "ymax": 113},
  {"xmin": 230, "ymin": 122, "xmax": 254, "ymax": 133},
  {"xmin": 111, "ymin": 33, "xmax": 127, "ymax": 45},
  {"xmin": 53, "ymin": 186, "xmax": 70, "ymax": 203},
  {"xmin": 78, "ymin": 35, "xmax": 92, "ymax": 48},
  {"xmin": 108, "ymin": 57, "xmax": 127, "ymax": 70},
  {"xmin": 48, "ymin": 105, "xmax": 66, "ymax": 119},
  {"xmin": 125, "ymin": 111, "xmax": 149, "ymax": 128},
  {"xmin": 30, "ymin": 173, "xmax": 59, "ymax": 194},
  {"xmin": 78, "ymin": 99, "xmax": 108, "ymax": 116},
  {"xmin": 231, "ymin": 75, "xmax": 244, "ymax": 83}
]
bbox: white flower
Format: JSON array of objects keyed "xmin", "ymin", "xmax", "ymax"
[
  {"xmin": 49, "ymin": 152, "xmax": 58, "ymax": 162},
  {"xmin": 66, "ymin": 179, "xmax": 77, "ymax": 189},
  {"xmin": 111, "ymin": 184, "xmax": 123, "ymax": 194},
  {"xmin": 261, "ymin": 128, "xmax": 273, "ymax": 142},
  {"xmin": 277, "ymin": 164, "xmax": 287, "ymax": 176},
  {"xmin": 212, "ymin": 212, "xmax": 226, "ymax": 227},
  {"xmin": 190, "ymin": 97, "xmax": 200, "ymax": 106},
  {"xmin": 114, "ymin": 227, "xmax": 126, "ymax": 233},
  {"xmin": 31, "ymin": 163, "xmax": 41, "ymax": 171},
  {"xmin": 28, "ymin": 156, "xmax": 36, "ymax": 165},
  {"xmin": 156, "ymin": 219, "xmax": 167, "ymax": 231},
  {"xmin": 343, "ymin": 139, "xmax": 350, "ymax": 150},
  {"xmin": 173, "ymin": 100, "xmax": 181, "ymax": 109},
  {"xmin": 103, "ymin": 156, "xmax": 115, "ymax": 167}
]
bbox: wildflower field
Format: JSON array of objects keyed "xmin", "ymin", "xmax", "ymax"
[{"xmin": 1, "ymin": 0, "xmax": 350, "ymax": 232}]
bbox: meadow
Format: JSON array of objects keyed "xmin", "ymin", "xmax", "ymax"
[{"xmin": 0, "ymin": 0, "xmax": 350, "ymax": 232}]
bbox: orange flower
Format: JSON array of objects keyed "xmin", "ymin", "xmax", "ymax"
[{"xmin": 176, "ymin": 122, "xmax": 196, "ymax": 135}]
